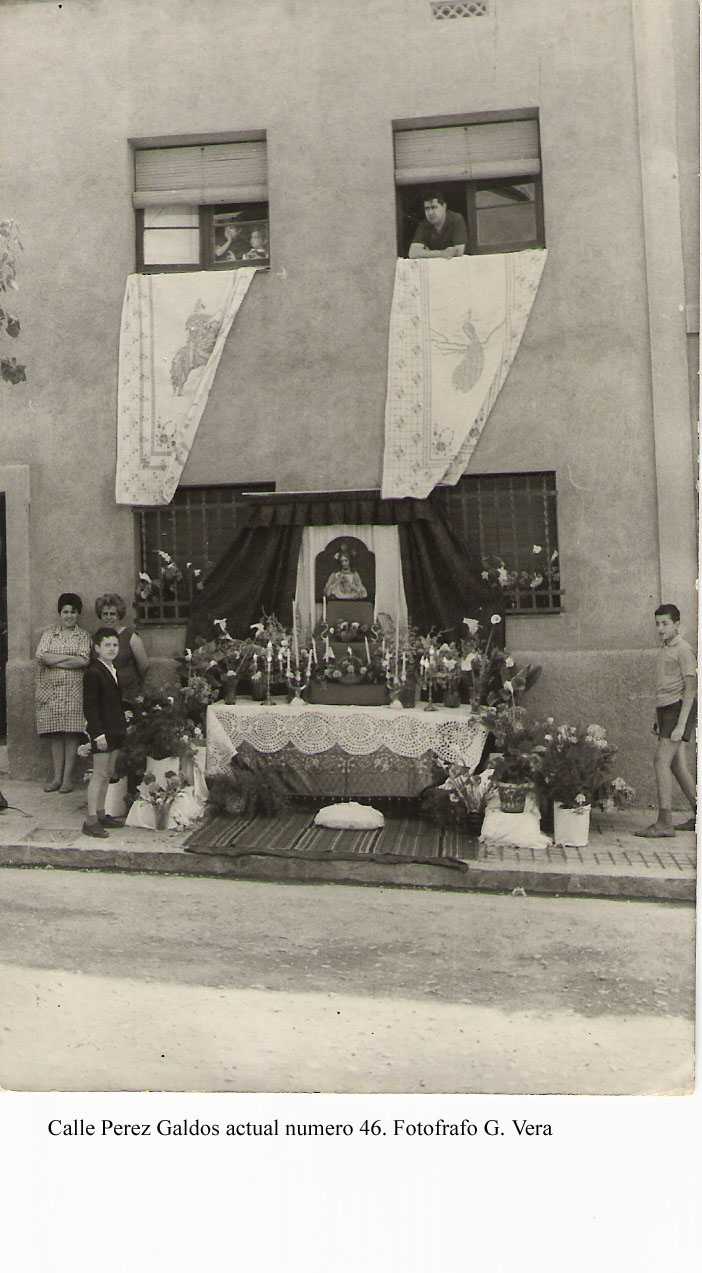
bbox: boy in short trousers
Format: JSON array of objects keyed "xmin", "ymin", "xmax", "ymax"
[{"xmin": 636, "ymin": 604, "xmax": 697, "ymax": 837}]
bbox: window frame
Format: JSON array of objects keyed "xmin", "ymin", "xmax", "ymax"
[
  {"xmin": 132, "ymin": 134, "xmax": 269, "ymax": 275},
  {"xmin": 393, "ymin": 110, "xmax": 545, "ymax": 258}
]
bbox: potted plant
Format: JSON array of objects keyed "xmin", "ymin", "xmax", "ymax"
[
  {"xmin": 536, "ymin": 721, "xmax": 635, "ymax": 846},
  {"xmin": 484, "ymin": 702, "xmax": 543, "ymax": 813}
]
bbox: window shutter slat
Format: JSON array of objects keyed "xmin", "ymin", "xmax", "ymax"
[
  {"xmin": 394, "ymin": 119, "xmax": 540, "ymax": 183},
  {"xmin": 134, "ymin": 141, "xmax": 268, "ymax": 206}
]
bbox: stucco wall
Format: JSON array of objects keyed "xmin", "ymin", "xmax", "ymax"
[{"xmin": 0, "ymin": 0, "xmax": 697, "ymax": 793}]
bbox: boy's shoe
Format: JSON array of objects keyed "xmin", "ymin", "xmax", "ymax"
[
  {"xmin": 82, "ymin": 820, "xmax": 109, "ymax": 839},
  {"xmin": 674, "ymin": 817, "xmax": 696, "ymax": 832},
  {"xmin": 98, "ymin": 814, "xmax": 125, "ymax": 828},
  {"xmin": 635, "ymin": 823, "xmax": 676, "ymax": 838}
]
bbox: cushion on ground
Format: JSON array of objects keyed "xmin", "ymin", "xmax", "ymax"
[{"xmin": 314, "ymin": 802, "xmax": 385, "ymax": 830}]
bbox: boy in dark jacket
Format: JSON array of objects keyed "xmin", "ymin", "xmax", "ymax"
[{"xmin": 82, "ymin": 627, "xmax": 127, "ymax": 838}]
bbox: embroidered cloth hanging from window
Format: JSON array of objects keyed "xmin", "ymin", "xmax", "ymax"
[
  {"xmin": 116, "ymin": 270, "xmax": 256, "ymax": 505},
  {"xmin": 381, "ymin": 250, "xmax": 547, "ymax": 499}
]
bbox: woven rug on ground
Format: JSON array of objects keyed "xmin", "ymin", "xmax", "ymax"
[{"xmin": 184, "ymin": 811, "xmax": 473, "ymax": 869}]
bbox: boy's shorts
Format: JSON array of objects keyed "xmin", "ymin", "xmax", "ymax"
[
  {"xmin": 90, "ymin": 734, "xmax": 127, "ymax": 755},
  {"xmin": 656, "ymin": 700, "xmax": 697, "ymax": 742}
]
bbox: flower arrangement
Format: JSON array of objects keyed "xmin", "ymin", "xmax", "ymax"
[
  {"xmin": 137, "ymin": 767, "xmax": 189, "ymax": 829},
  {"xmin": 480, "ymin": 699, "xmax": 545, "ymax": 788},
  {"xmin": 535, "ymin": 721, "xmax": 635, "ymax": 810},
  {"xmin": 117, "ymin": 691, "xmax": 194, "ymax": 786},
  {"xmin": 460, "ymin": 615, "xmax": 541, "ymax": 710},
  {"xmin": 135, "ymin": 551, "xmax": 204, "ymax": 607},
  {"xmin": 480, "ymin": 545, "xmax": 560, "ymax": 608}
]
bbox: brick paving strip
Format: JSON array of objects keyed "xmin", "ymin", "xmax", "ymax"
[{"xmin": 0, "ymin": 779, "xmax": 696, "ymax": 902}]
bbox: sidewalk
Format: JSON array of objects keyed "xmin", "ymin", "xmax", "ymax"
[{"xmin": 0, "ymin": 777, "xmax": 696, "ymax": 902}]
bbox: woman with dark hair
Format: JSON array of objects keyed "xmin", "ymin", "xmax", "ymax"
[
  {"xmin": 35, "ymin": 592, "xmax": 91, "ymax": 792},
  {"xmin": 94, "ymin": 593, "xmax": 149, "ymax": 708}
]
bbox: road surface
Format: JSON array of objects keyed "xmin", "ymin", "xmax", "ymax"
[{"xmin": 0, "ymin": 868, "xmax": 695, "ymax": 1093}]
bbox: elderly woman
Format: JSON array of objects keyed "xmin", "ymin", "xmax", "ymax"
[
  {"xmin": 35, "ymin": 592, "xmax": 92, "ymax": 792},
  {"xmin": 94, "ymin": 593, "xmax": 150, "ymax": 708}
]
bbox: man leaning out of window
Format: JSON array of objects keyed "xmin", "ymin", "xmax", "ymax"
[{"xmin": 409, "ymin": 190, "xmax": 466, "ymax": 259}]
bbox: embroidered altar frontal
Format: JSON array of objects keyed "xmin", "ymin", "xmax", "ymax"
[{"xmin": 206, "ymin": 703, "xmax": 487, "ymax": 798}]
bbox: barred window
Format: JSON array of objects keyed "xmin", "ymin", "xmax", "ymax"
[
  {"xmin": 136, "ymin": 484, "xmax": 274, "ymax": 623},
  {"xmin": 441, "ymin": 472, "xmax": 563, "ymax": 613}
]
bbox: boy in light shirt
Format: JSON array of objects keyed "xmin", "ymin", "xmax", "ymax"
[{"xmin": 636, "ymin": 604, "xmax": 697, "ymax": 837}]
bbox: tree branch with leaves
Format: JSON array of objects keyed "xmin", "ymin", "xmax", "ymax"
[{"xmin": 1, "ymin": 218, "xmax": 26, "ymax": 385}]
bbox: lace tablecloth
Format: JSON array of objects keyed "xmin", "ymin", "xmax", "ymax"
[{"xmin": 205, "ymin": 702, "xmax": 487, "ymax": 776}]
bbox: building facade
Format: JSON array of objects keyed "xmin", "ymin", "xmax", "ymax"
[{"xmin": 0, "ymin": 0, "xmax": 698, "ymax": 796}]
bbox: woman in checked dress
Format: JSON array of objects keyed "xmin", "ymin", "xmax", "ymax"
[{"xmin": 35, "ymin": 593, "xmax": 92, "ymax": 792}]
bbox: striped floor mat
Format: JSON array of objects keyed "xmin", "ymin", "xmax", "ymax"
[{"xmin": 184, "ymin": 810, "xmax": 477, "ymax": 869}]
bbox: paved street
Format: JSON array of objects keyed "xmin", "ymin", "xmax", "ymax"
[{"xmin": 0, "ymin": 868, "xmax": 695, "ymax": 1093}]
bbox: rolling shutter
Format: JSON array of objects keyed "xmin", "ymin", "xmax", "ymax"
[
  {"xmin": 394, "ymin": 119, "xmax": 540, "ymax": 184},
  {"xmin": 133, "ymin": 140, "xmax": 268, "ymax": 207}
]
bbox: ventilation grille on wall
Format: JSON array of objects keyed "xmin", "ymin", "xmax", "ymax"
[{"xmin": 431, "ymin": 1, "xmax": 489, "ymax": 19}]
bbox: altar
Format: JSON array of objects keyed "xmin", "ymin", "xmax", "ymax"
[{"xmin": 205, "ymin": 701, "xmax": 487, "ymax": 799}]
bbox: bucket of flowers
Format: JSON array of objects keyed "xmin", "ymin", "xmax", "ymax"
[
  {"xmin": 117, "ymin": 691, "xmax": 193, "ymax": 790},
  {"xmin": 535, "ymin": 721, "xmax": 635, "ymax": 846}
]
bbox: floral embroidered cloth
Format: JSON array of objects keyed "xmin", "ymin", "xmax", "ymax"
[
  {"xmin": 116, "ymin": 270, "xmax": 256, "ymax": 505},
  {"xmin": 381, "ymin": 251, "xmax": 548, "ymax": 499},
  {"xmin": 205, "ymin": 701, "xmax": 487, "ymax": 776}
]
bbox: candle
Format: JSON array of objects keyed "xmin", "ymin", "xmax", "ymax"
[
  {"xmin": 292, "ymin": 609, "xmax": 299, "ymax": 667},
  {"xmin": 266, "ymin": 641, "xmax": 273, "ymax": 667},
  {"xmin": 402, "ymin": 652, "xmax": 406, "ymax": 680},
  {"xmin": 307, "ymin": 649, "xmax": 313, "ymax": 676},
  {"xmin": 312, "ymin": 638, "xmax": 318, "ymax": 664},
  {"xmin": 364, "ymin": 636, "xmax": 370, "ymax": 664},
  {"xmin": 286, "ymin": 648, "xmax": 291, "ymax": 675},
  {"xmin": 322, "ymin": 594, "xmax": 327, "ymax": 622}
]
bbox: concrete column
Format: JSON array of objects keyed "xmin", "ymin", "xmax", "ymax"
[
  {"xmin": 0, "ymin": 465, "xmax": 42, "ymax": 776},
  {"xmin": 631, "ymin": 0, "xmax": 698, "ymax": 620}
]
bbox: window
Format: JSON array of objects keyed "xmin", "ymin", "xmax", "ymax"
[
  {"xmin": 133, "ymin": 138, "xmax": 269, "ymax": 272},
  {"xmin": 441, "ymin": 472, "xmax": 562, "ymax": 613},
  {"xmin": 394, "ymin": 114, "xmax": 544, "ymax": 257},
  {"xmin": 136, "ymin": 483, "xmax": 274, "ymax": 622}
]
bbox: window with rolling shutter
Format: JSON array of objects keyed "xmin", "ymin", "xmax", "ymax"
[
  {"xmin": 394, "ymin": 114, "xmax": 544, "ymax": 257},
  {"xmin": 132, "ymin": 138, "xmax": 269, "ymax": 273}
]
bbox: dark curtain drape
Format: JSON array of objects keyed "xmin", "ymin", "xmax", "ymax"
[
  {"xmin": 187, "ymin": 488, "xmax": 499, "ymax": 643},
  {"xmin": 188, "ymin": 524, "xmax": 303, "ymax": 642},
  {"xmin": 398, "ymin": 512, "xmax": 497, "ymax": 636}
]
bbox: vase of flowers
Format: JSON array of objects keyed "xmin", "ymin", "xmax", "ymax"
[
  {"xmin": 421, "ymin": 766, "xmax": 491, "ymax": 839},
  {"xmin": 536, "ymin": 721, "xmax": 635, "ymax": 846}
]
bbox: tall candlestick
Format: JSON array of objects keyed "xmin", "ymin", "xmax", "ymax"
[
  {"xmin": 364, "ymin": 636, "xmax": 370, "ymax": 665},
  {"xmin": 292, "ymin": 607, "xmax": 299, "ymax": 667},
  {"xmin": 322, "ymin": 594, "xmax": 327, "ymax": 622}
]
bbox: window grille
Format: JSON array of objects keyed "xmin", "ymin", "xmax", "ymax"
[
  {"xmin": 431, "ymin": 2, "xmax": 489, "ymax": 19},
  {"xmin": 135, "ymin": 484, "xmax": 274, "ymax": 623},
  {"xmin": 441, "ymin": 472, "xmax": 563, "ymax": 613}
]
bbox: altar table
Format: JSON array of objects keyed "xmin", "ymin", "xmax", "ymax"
[{"xmin": 205, "ymin": 701, "xmax": 487, "ymax": 798}]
